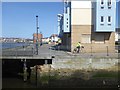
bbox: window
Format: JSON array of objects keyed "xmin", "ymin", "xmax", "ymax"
[
  {"xmin": 101, "ymin": 7, "xmax": 104, "ymax": 9},
  {"xmin": 101, "ymin": 16, "xmax": 104, "ymax": 23},
  {"xmin": 101, "ymin": 0, "xmax": 104, "ymax": 5},
  {"xmin": 67, "ymin": 22, "xmax": 68, "ymax": 24},
  {"xmin": 108, "ymin": 24, "xmax": 111, "ymax": 26},
  {"xmin": 108, "ymin": 16, "xmax": 112, "ymax": 25},
  {"xmin": 100, "ymin": 0, "xmax": 104, "ymax": 8},
  {"xmin": 100, "ymin": 0, "xmax": 104, "ymax": 9},
  {"xmin": 108, "ymin": 16, "xmax": 111, "ymax": 22},
  {"xmin": 108, "ymin": 0, "xmax": 112, "ymax": 7}
]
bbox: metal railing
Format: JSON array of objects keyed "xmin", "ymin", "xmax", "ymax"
[{"xmin": 2, "ymin": 46, "xmax": 34, "ymax": 57}]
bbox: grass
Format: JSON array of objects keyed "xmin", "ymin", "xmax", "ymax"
[{"xmin": 92, "ymin": 71, "xmax": 118, "ymax": 78}]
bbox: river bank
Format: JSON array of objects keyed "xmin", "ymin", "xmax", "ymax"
[
  {"xmin": 29, "ymin": 57, "xmax": 119, "ymax": 88},
  {"xmin": 2, "ymin": 44, "xmax": 119, "ymax": 89}
]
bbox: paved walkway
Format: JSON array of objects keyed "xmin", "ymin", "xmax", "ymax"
[
  {"xmin": 33, "ymin": 44, "xmax": 69, "ymax": 59},
  {"xmin": 33, "ymin": 44, "xmax": 119, "ymax": 59},
  {"xmin": 2, "ymin": 43, "xmax": 119, "ymax": 59}
]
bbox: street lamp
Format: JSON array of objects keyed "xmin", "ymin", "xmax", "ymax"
[{"xmin": 36, "ymin": 15, "xmax": 39, "ymax": 55}]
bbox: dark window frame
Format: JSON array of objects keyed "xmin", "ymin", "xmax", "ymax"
[
  {"xmin": 108, "ymin": 16, "xmax": 111, "ymax": 22},
  {"xmin": 101, "ymin": 16, "xmax": 104, "ymax": 22}
]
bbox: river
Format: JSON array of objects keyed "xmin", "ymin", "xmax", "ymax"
[{"xmin": 1, "ymin": 42, "xmax": 31, "ymax": 49}]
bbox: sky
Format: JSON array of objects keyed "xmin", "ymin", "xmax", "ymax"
[
  {"xmin": 1, "ymin": 1, "xmax": 120, "ymax": 39},
  {"xmin": 2, "ymin": 2, "xmax": 64, "ymax": 39},
  {"xmin": 117, "ymin": 1, "xmax": 120, "ymax": 28}
]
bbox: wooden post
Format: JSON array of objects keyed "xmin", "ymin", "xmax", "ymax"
[
  {"xmin": 36, "ymin": 65, "xmax": 38, "ymax": 87},
  {"xmin": 23, "ymin": 59, "xmax": 27, "ymax": 82}
]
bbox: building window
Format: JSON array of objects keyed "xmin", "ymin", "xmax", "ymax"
[
  {"xmin": 108, "ymin": 24, "xmax": 111, "ymax": 26},
  {"xmin": 101, "ymin": 16, "xmax": 104, "ymax": 23},
  {"xmin": 101, "ymin": 0, "xmax": 104, "ymax": 5},
  {"xmin": 108, "ymin": 16, "xmax": 112, "ymax": 25},
  {"xmin": 81, "ymin": 34, "xmax": 91, "ymax": 43},
  {"xmin": 108, "ymin": 0, "xmax": 112, "ymax": 8},
  {"xmin": 67, "ymin": 25, "xmax": 68, "ymax": 28},
  {"xmin": 108, "ymin": 16, "xmax": 110, "ymax": 22},
  {"xmin": 101, "ymin": 7, "xmax": 104, "ymax": 9},
  {"xmin": 100, "ymin": 0, "xmax": 104, "ymax": 8},
  {"xmin": 108, "ymin": 16, "xmax": 111, "ymax": 22},
  {"xmin": 67, "ymin": 22, "xmax": 68, "ymax": 24}
]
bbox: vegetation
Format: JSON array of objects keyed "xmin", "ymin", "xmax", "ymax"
[{"xmin": 92, "ymin": 71, "xmax": 118, "ymax": 78}]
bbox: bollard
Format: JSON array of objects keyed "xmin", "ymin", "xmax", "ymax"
[
  {"xmin": 106, "ymin": 46, "xmax": 109, "ymax": 56},
  {"xmin": 89, "ymin": 58, "xmax": 92, "ymax": 71},
  {"xmin": 91, "ymin": 46, "xmax": 93, "ymax": 56},
  {"xmin": 16, "ymin": 48, "xmax": 17, "ymax": 57},
  {"xmin": 32, "ymin": 47, "xmax": 34, "ymax": 56}
]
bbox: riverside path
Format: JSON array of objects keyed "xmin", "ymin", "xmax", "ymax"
[{"xmin": 1, "ymin": 43, "xmax": 119, "ymax": 59}]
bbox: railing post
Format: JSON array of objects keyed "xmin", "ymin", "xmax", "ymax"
[
  {"xmin": 16, "ymin": 48, "xmax": 17, "ymax": 57},
  {"xmin": 106, "ymin": 46, "xmax": 109, "ymax": 56}
]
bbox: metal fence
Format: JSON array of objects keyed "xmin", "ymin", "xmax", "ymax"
[{"xmin": 2, "ymin": 47, "xmax": 34, "ymax": 57}]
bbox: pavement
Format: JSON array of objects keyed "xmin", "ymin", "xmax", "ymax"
[
  {"xmin": 2, "ymin": 43, "xmax": 119, "ymax": 59},
  {"xmin": 33, "ymin": 44, "xmax": 69, "ymax": 59},
  {"xmin": 33, "ymin": 44, "xmax": 119, "ymax": 59}
]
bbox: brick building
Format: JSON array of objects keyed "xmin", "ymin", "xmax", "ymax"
[{"xmin": 33, "ymin": 33, "xmax": 43, "ymax": 44}]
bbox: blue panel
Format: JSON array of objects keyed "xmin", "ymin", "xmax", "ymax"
[
  {"xmin": 95, "ymin": 0, "xmax": 116, "ymax": 32},
  {"xmin": 63, "ymin": 2, "xmax": 71, "ymax": 33},
  {"xmin": 58, "ymin": 14, "xmax": 63, "ymax": 37}
]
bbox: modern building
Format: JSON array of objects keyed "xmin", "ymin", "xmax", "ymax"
[
  {"xmin": 59, "ymin": 1, "xmax": 71, "ymax": 50},
  {"xmin": 33, "ymin": 33, "xmax": 43, "ymax": 44},
  {"xmin": 57, "ymin": 14, "xmax": 63, "ymax": 38},
  {"xmin": 59, "ymin": 0, "xmax": 116, "ymax": 53}
]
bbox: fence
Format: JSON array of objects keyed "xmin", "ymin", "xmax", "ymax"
[{"xmin": 2, "ymin": 47, "xmax": 34, "ymax": 57}]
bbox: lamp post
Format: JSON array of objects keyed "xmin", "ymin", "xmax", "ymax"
[{"xmin": 36, "ymin": 15, "xmax": 39, "ymax": 55}]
